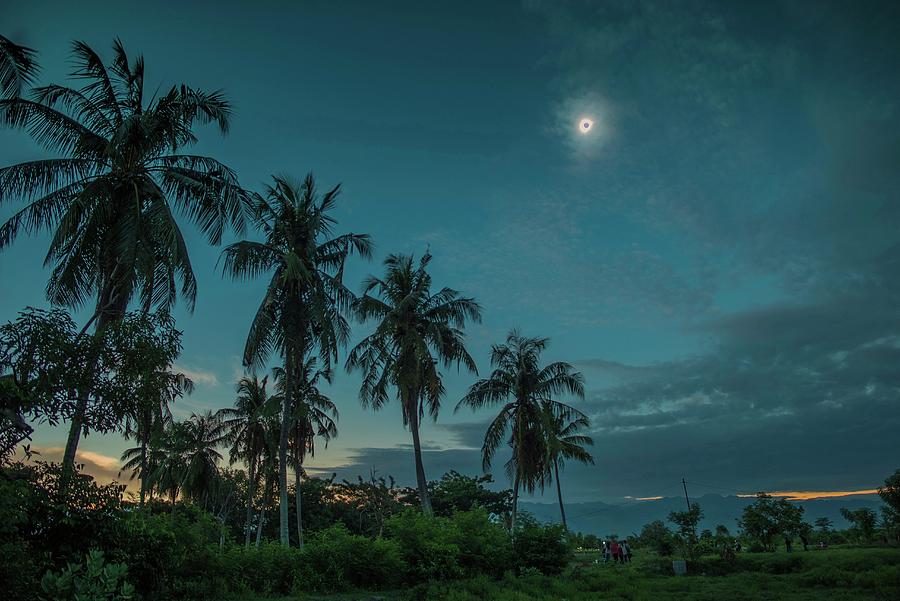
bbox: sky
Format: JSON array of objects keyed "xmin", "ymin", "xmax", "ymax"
[{"xmin": 2, "ymin": 0, "xmax": 899, "ymax": 504}]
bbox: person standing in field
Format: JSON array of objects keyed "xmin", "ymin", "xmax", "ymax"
[
  {"xmin": 621, "ymin": 540, "xmax": 631, "ymax": 563},
  {"xmin": 610, "ymin": 539, "xmax": 621, "ymax": 563}
]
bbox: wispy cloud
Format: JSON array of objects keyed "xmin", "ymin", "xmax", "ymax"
[{"xmin": 172, "ymin": 364, "xmax": 219, "ymax": 387}]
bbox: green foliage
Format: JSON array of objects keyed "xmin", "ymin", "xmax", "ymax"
[
  {"xmin": 513, "ymin": 522, "xmax": 572, "ymax": 575},
  {"xmin": 41, "ymin": 550, "xmax": 134, "ymax": 601},
  {"xmin": 668, "ymin": 503, "xmax": 704, "ymax": 560},
  {"xmin": 449, "ymin": 508, "xmax": 514, "ymax": 577},
  {"xmin": 638, "ymin": 519, "xmax": 676, "ymax": 556},
  {"xmin": 429, "ymin": 471, "xmax": 512, "ymax": 518},
  {"xmin": 738, "ymin": 493, "xmax": 804, "ymax": 552},
  {"xmin": 294, "ymin": 523, "xmax": 404, "ymax": 592},
  {"xmin": 841, "ymin": 507, "xmax": 878, "ymax": 542},
  {"xmin": 387, "ymin": 509, "xmax": 464, "ymax": 581},
  {"xmin": 0, "ymin": 309, "xmax": 184, "ymax": 461}
]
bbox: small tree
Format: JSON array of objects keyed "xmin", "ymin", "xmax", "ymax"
[
  {"xmin": 814, "ymin": 517, "xmax": 833, "ymax": 535},
  {"xmin": 668, "ymin": 504, "xmax": 703, "ymax": 560},
  {"xmin": 841, "ymin": 507, "xmax": 877, "ymax": 542},
  {"xmin": 879, "ymin": 469, "xmax": 900, "ymax": 544},
  {"xmin": 738, "ymin": 493, "xmax": 803, "ymax": 552},
  {"xmin": 638, "ymin": 520, "xmax": 675, "ymax": 556}
]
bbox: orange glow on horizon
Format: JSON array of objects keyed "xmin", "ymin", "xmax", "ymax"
[{"xmin": 736, "ymin": 489, "xmax": 878, "ymax": 501}]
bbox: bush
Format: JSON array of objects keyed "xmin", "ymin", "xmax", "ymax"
[
  {"xmin": 387, "ymin": 509, "xmax": 463, "ymax": 581},
  {"xmin": 448, "ymin": 509, "xmax": 514, "ymax": 577},
  {"xmin": 294, "ymin": 523, "xmax": 404, "ymax": 592},
  {"xmin": 107, "ymin": 508, "xmax": 224, "ymax": 601},
  {"xmin": 41, "ymin": 550, "xmax": 135, "ymax": 601},
  {"xmin": 513, "ymin": 523, "xmax": 572, "ymax": 575}
]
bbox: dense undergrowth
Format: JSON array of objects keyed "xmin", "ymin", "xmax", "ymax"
[{"xmin": 0, "ymin": 462, "xmax": 570, "ymax": 600}]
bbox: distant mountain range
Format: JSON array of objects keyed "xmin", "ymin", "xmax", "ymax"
[{"xmin": 519, "ymin": 493, "xmax": 884, "ymax": 538}]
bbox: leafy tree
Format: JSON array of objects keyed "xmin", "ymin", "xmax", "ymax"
[
  {"xmin": 428, "ymin": 471, "xmax": 512, "ymax": 518},
  {"xmin": 638, "ymin": 520, "xmax": 675, "ymax": 556},
  {"xmin": 347, "ymin": 252, "xmax": 480, "ymax": 515},
  {"xmin": 334, "ymin": 472, "xmax": 406, "ymax": 538},
  {"xmin": 1, "ymin": 308, "xmax": 182, "ymax": 464},
  {"xmin": 878, "ymin": 469, "xmax": 900, "ymax": 514},
  {"xmin": 738, "ymin": 493, "xmax": 804, "ymax": 552},
  {"xmin": 0, "ymin": 34, "xmax": 39, "ymax": 99},
  {"xmin": 0, "ymin": 39, "xmax": 246, "ymax": 471},
  {"xmin": 814, "ymin": 516, "xmax": 833, "ymax": 534},
  {"xmin": 542, "ymin": 407, "xmax": 593, "ymax": 529},
  {"xmin": 456, "ymin": 330, "xmax": 584, "ymax": 531},
  {"xmin": 222, "ymin": 174, "xmax": 370, "ymax": 545},
  {"xmin": 668, "ymin": 504, "xmax": 703, "ymax": 560},
  {"xmin": 220, "ymin": 373, "xmax": 280, "ymax": 547},
  {"xmin": 841, "ymin": 507, "xmax": 877, "ymax": 542}
]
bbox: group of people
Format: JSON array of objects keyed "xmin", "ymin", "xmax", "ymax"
[{"xmin": 601, "ymin": 539, "xmax": 632, "ymax": 564}]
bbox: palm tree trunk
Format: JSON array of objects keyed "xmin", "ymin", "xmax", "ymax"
[
  {"xmin": 244, "ymin": 453, "xmax": 258, "ymax": 548},
  {"xmin": 554, "ymin": 458, "xmax": 567, "ymax": 529},
  {"xmin": 295, "ymin": 466, "xmax": 303, "ymax": 548},
  {"xmin": 139, "ymin": 439, "xmax": 147, "ymax": 506},
  {"xmin": 62, "ymin": 289, "xmax": 122, "ymax": 475},
  {"xmin": 278, "ymin": 354, "xmax": 293, "ymax": 546},
  {"xmin": 408, "ymin": 400, "xmax": 432, "ymax": 515},
  {"xmin": 511, "ymin": 471, "xmax": 520, "ymax": 533},
  {"xmin": 257, "ymin": 468, "xmax": 272, "ymax": 548}
]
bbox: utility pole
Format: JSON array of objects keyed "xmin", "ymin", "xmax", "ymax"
[{"xmin": 682, "ymin": 478, "xmax": 692, "ymax": 512}]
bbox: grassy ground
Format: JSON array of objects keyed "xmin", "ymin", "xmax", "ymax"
[{"xmin": 250, "ymin": 546, "xmax": 900, "ymax": 601}]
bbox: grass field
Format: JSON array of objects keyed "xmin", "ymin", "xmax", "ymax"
[{"xmin": 251, "ymin": 546, "xmax": 900, "ymax": 601}]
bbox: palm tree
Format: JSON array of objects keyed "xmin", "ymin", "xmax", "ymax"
[
  {"xmin": 147, "ymin": 411, "xmax": 227, "ymax": 511},
  {"xmin": 148, "ymin": 420, "xmax": 190, "ymax": 512},
  {"xmin": 278, "ymin": 357, "xmax": 337, "ymax": 547},
  {"xmin": 221, "ymin": 173, "xmax": 371, "ymax": 545},
  {"xmin": 0, "ymin": 39, "xmax": 246, "ymax": 472},
  {"xmin": 220, "ymin": 373, "xmax": 280, "ymax": 547},
  {"xmin": 121, "ymin": 369, "xmax": 193, "ymax": 505},
  {"xmin": 456, "ymin": 330, "xmax": 585, "ymax": 531},
  {"xmin": 254, "ymin": 418, "xmax": 280, "ymax": 547},
  {"xmin": 542, "ymin": 407, "xmax": 593, "ymax": 529},
  {"xmin": 0, "ymin": 34, "xmax": 39, "ymax": 98},
  {"xmin": 347, "ymin": 252, "xmax": 480, "ymax": 514}
]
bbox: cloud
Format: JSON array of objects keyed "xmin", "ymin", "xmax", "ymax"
[
  {"xmin": 172, "ymin": 364, "xmax": 220, "ymax": 387},
  {"xmin": 28, "ymin": 446, "xmax": 136, "ymax": 490},
  {"xmin": 576, "ymin": 289, "xmax": 900, "ymax": 497}
]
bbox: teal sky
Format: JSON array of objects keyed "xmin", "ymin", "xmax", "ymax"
[{"xmin": 3, "ymin": 0, "xmax": 900, "ymax": 503}]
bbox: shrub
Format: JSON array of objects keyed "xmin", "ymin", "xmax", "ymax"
[
  {"xmin": 513, "ymin": 523, "xmax": 572, "ymax": 575},
  {"xmin": 107, "ymin": 508, "xmax": 225, "ymax": 601},
  {"xmin": 294, "ymin": 523, "xmax": 404, "ymax": 592},
  {"xmin": 40, "ymin": 550, "xmax": 135, "ymax": 601},
  {"xmin": 386, "ymin": 509, "xmax": 463, "ymax": 581},
  {"xmin": 448, "ymin": 508, "xmax": 514, "ymax": 577}
]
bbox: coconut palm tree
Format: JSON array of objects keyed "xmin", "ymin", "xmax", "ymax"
[
  {"xmin": 346, "ymin": 252, "xmax": 480, "ymax": 514},
  {"xmin": 121, "ymin": 369, "xmax": 193, "ymax": 505},
  {"xmin": 147, "ymin": 411, "xmax": 227, "ymax": 511},
  {"xmin": 277, "ymin": 357, "xmax": 337, "ymax": 547},
  {"xmin": 456, "ymin": 330, "xmax": 585, "ymax": 531},
  {"xmin": 221, "ymin": 173, "xmax": 371, "ymax": 545},
  {"xmin": 220, "ymin": 373, "xmax": 280, "ymax": 547},
  {"xmin": 0, "ymin": 34, "xmax": 39, "ymax": 98},
  {"xmin": 0, "ymin": 39, "xmax": 247, "ymax": 471},
  {"xmin": 180, "ymin": 410, "xmax": 228, "ymax": 508},
  {"xmin": 148, "ymin": 420, "xmax": 190, "ymax": 512},
  {"xmin": 542, "ymin": 407, "xmax": 593, "ymax": 529}
]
